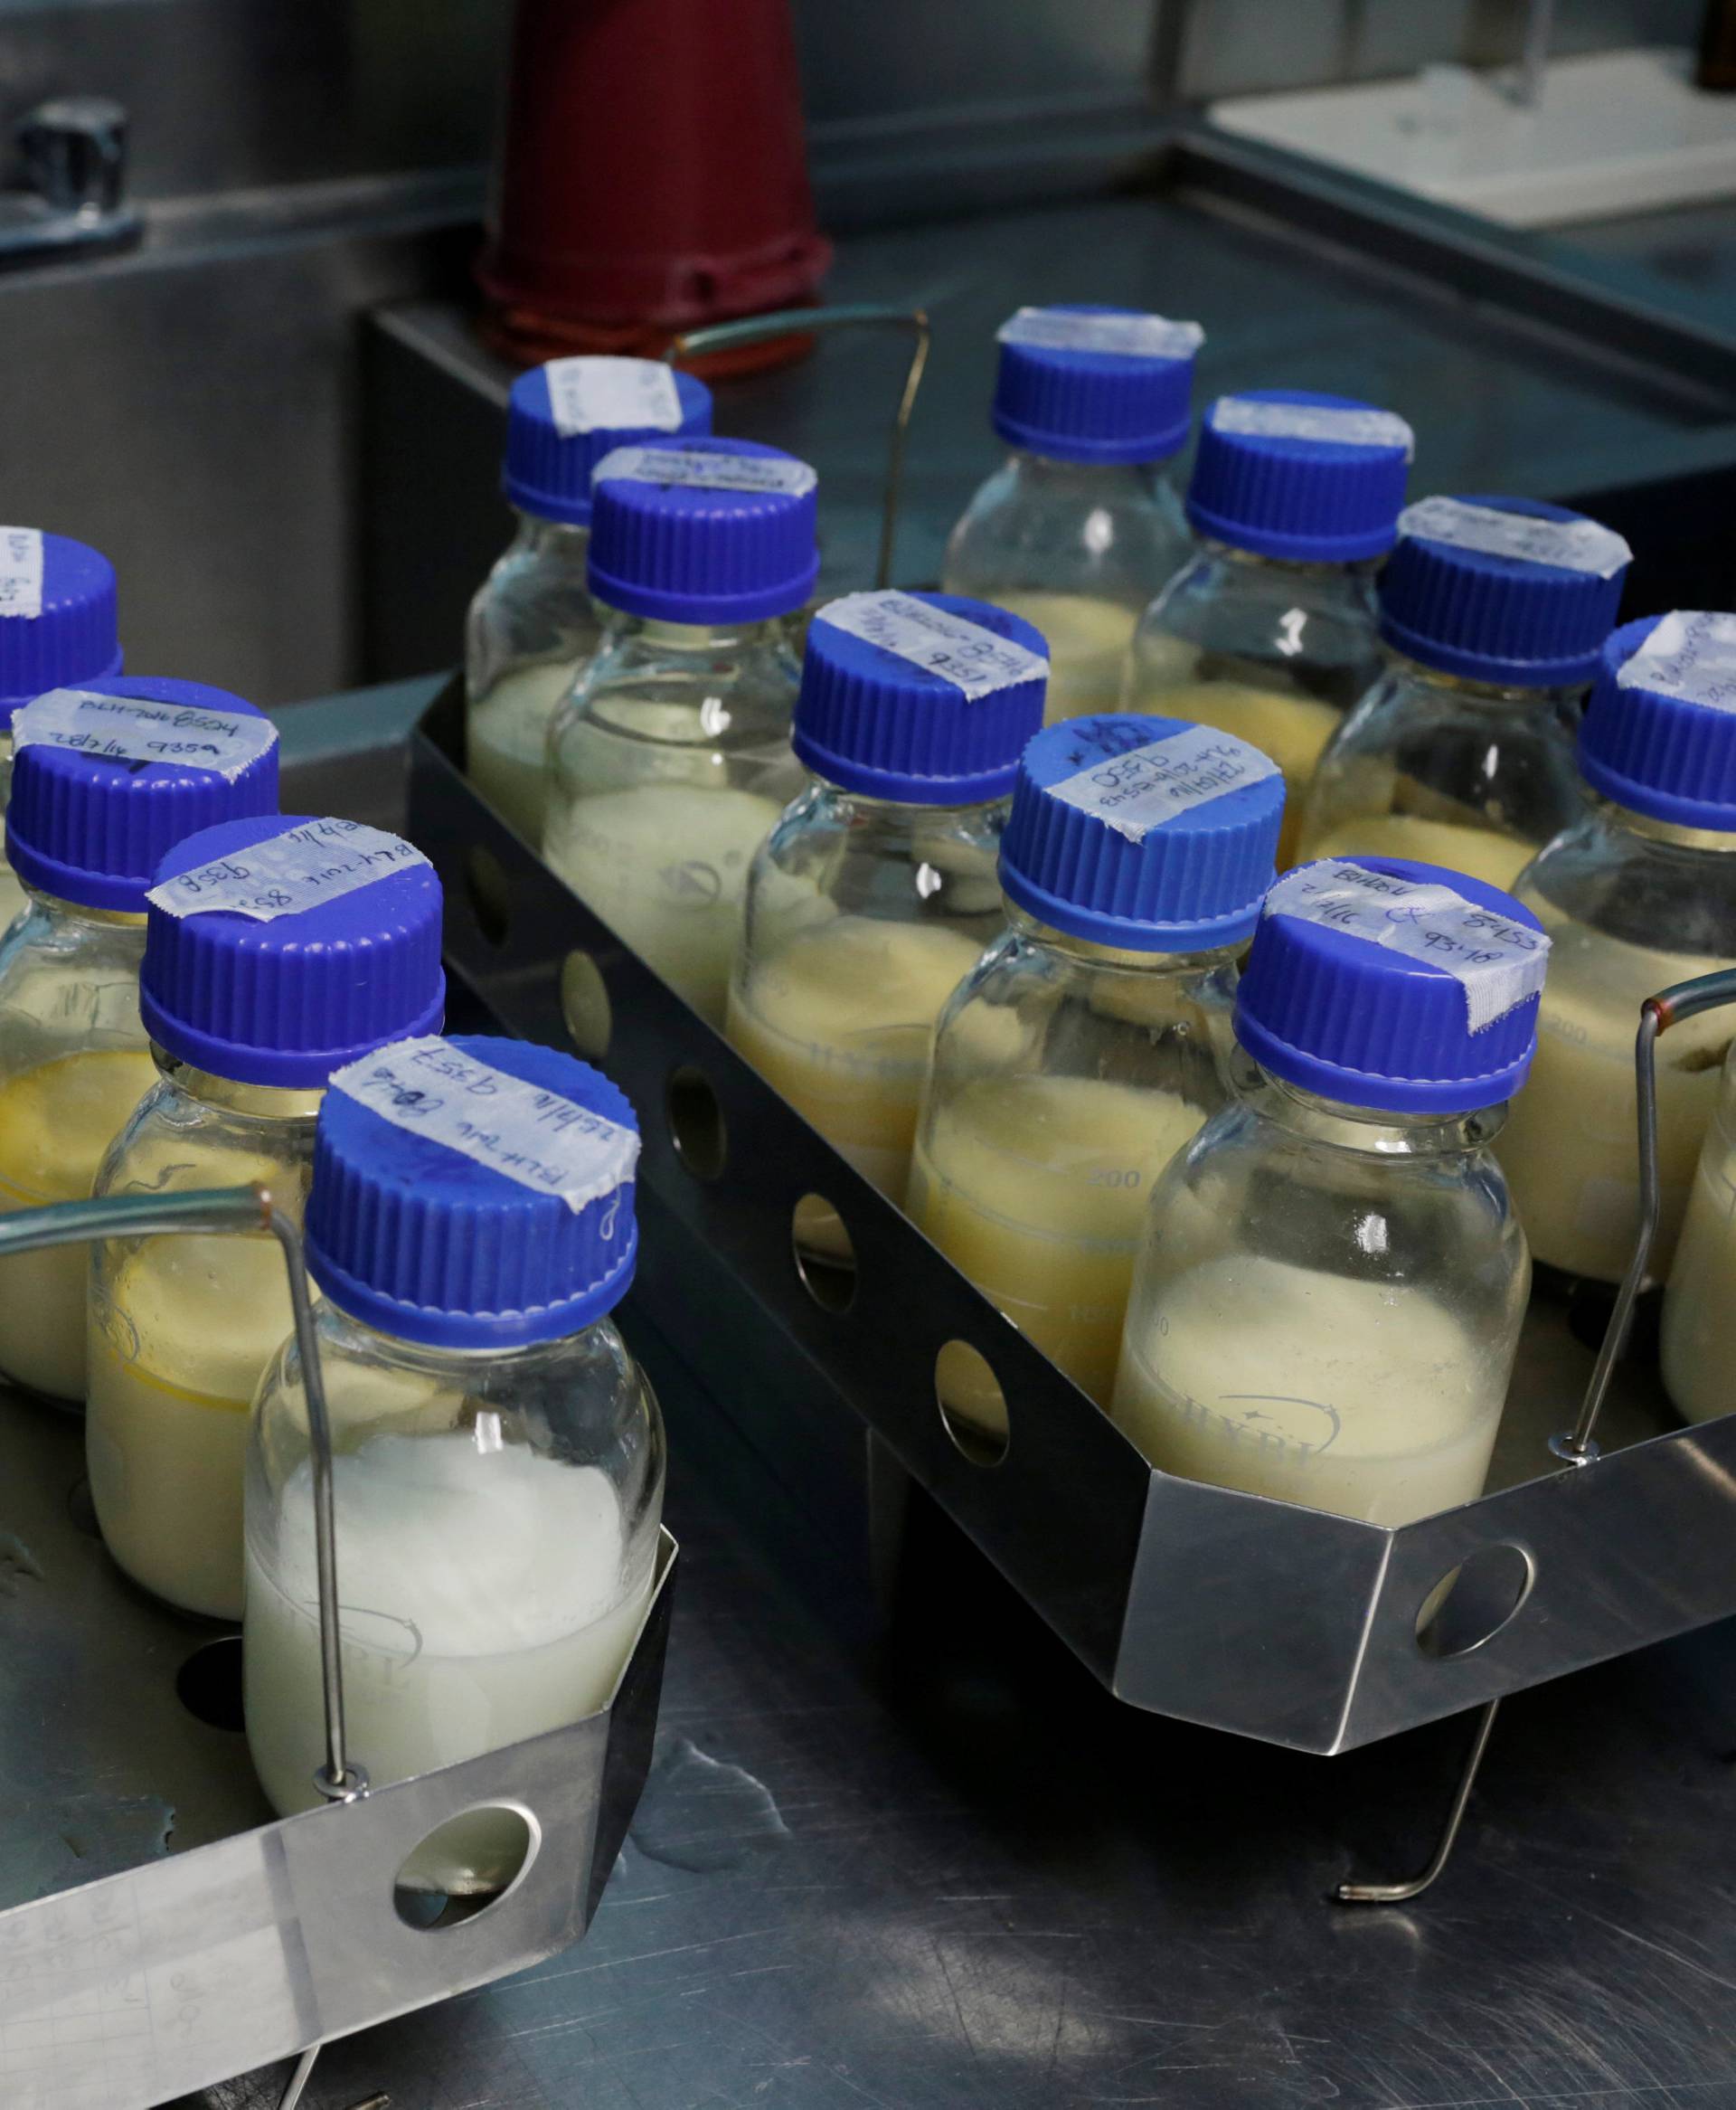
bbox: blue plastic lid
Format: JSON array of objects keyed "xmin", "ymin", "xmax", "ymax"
[
  {"xmin": 1578, "ymin": 612, "xmax": 1736, "ymax": 830},
  {"xmin": 139, "ymin": 814, "xmax": 447, "ymax": 1088},
  {"xmin": 504, "ymin": 358, "xmax": 712, "ymax": 527},
  {"xmin": 991, "ymin": 304, "xmax": 1202, "ymax": 465},
  {"xmin": 998, "ymin": 713, "xmax": 1286, "ymax": 952},
  {"xmin": 306, "ymin": 1035, "xmax": 640, "ymax": 1348},
  {"xmin": 0, "ymin": 530, "xmax": 123, "ymax": 730},
  {"xmin": 587, "ymin": 436, "xmax": 819, "ymax": 624},
  {"xmin": 1186, "ymin": 390, "xmax": 1413, "ymax": 563},
  {"xmin": 7, "ymin": 678, "xmax": 280, "ymax": 913},
  {"xmin": 1235, "ymin": 856, "xmax": 1547, "ymax": 1114},
  {"xmin": 792, "ymin": 591, "xmax": 1049, "ymax": 803},
  {"xmin": 1379, "ymin": 496, "xmax": 1631, "ymax": 687}
]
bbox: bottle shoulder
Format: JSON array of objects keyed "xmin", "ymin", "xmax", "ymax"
[
  {"xmin": 944, "ymin": 457, "xmax": 1189, "ymax": 603},
  {"xmin": 1519, "ymin": 812, "xmax": 1736, "ymax": 962},
  {"xmin": 1138, "ymin": 550, "xmax": 1382, "ymax": 674}
]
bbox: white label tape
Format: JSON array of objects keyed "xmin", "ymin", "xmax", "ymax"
[
  {"xmin": 1050, "ymin": 724, "xmax": 1280, "ymax": 842},
  {"xmin": 544, "ymin": 355, "xmax": 683, "ymax": 439},
  {"xmin": 1400, "ymin": 496, "xmax": 1630, "ymax": 580},
  {"xmin": 331, "ymin": 1036, "xmax": 640, "ymax": 1215},
  {"xmin": 14, "ymin": 687, "xmax": 278, "ymax": 778},
  {"xmin": 0, "ymin": 527, "xmax": 43, "ymax": 620},
  {"xmin": 818, "ymin": 590, "xmax": 1050, "ymax": 702},
  {"xmin": 1266, "ymin": 857, "xmax": 1549, "ymax": 1032},
  {"xmin": 1617, "ymin": 610, "xmax": 1736, "ymax": 713},
  {"xmin": 996, "ymin": 307, "xmax": 1204, "ymax": 360},
  {"xmin": 1211, "ymin": 397, "xmax": 1415, "ymax": 458},
  {"xmin": 146, "ymin": 817, "xmax": 429, "ymax": 922},
  {"xmin": 593, "ymin": 444, "xmax": 816, "ymax": 497}
]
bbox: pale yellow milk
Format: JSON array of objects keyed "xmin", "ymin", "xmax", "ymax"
[
  {"xmin": 1112, "ymin": 1253, "xmax": 1502, "ymax": 1524},
  {"xmin": 987, "ymin": 591, "xmax": 1138, "ymax": 726},
  {"xmin": 907, "ymin": 1074, "xmax": 1207, "ymax": 1417},
  {"xmin": 246, "ymin": 1431, "xmax": 648, "ymax": 1890},
  {"xmin": 544, "ymin": 781, "xmax": 784, "ymax": 1025},
  {"xmin": 0, "ymin": 860, "xmax": 25, "ymax": 936},
  {"xmin": 727, "ymin": 916, "xmax": 983, "ymax": 1196},
  {"xmin": 1499, "ymin": 919, "xmax": 1731, "ymax": 1282},
  {"xmin": 0, "ymin": 1049, "xmax": 156, "ymax": 1400},
  {"xmin": 467, "ymin": 661, "xmax": 580, "ymax": 844},
  {"xmin": 87, "ymin": 1234, "xmax": 297, "ymax": 1619},
  {"xmin": 1660, "ymin": 1136, "xmax": 1736, "ymax": 1424},
  {"xmin": 1301, "ymin": 812, "xmax": 1533, "ymax": 890}
]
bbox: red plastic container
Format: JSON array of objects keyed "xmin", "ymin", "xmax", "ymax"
[{"xmin": 478, "ymin": 0, "xmax": 832, "ymax": 373}]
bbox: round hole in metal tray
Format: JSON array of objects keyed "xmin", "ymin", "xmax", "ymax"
[
  {"xmin": 1415, "ymin": 1543, "xmax": 1533, "ymax": 1660},
  {"xmin": 176, "ymin": 1636, "xmax": 246, "ymax": 1732},
  {"xmin": 792, "ymin": 1193, "xmax": 856, "ymax": 1312},
  {"xmin": 464, "ymin": 844, "xmax": 512, "ymax": 948},
  {"xmin": 561, "ymin": 948, "xmax": 612, "ymax": 1060},
  {"xmin": 393, "ymin": 1805, "xmax": 538, "ymax": 1928},
  {"xmin": 667, "ymin": 1064, "xmax": 727, "ymax": 1180},
  {"xmin": 936, "ymin": 1340, "xmax": 1008, "ymax": 1467}
]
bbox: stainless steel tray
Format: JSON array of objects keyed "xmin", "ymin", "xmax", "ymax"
[
  {"xmin": 410, "ymin": 674, "xmax": 1736, "ymax": 1762},
  {"xmin": 0, "ymin": 1190, "xmax": 675, "ymax": 2110}
]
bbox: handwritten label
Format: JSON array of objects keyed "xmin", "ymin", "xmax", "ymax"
[
  {"xmin": 331, "ymin": 1036, "xmax": 639, "ymax": 1214},
  {"xmin": 1617, "ymin": 610, "xmax": 1736, "ymax": 713},
  {"xmin": 1211, "ymin": 397, "xmax": 1414, "ymax": 458},
  {"xmin": 1050, "ymin": 724, "xmax": 1279, "ymax": 841},
  {"xmin": 818, "ymin": 590, "xmax": 1050, "ymax": 702},
  {"xmin": 1400, "ymin": 496, "xmax": 1630, "ymax": 579},
  {"xmin": 592, "ymin": 445, "xmax": 816, "ymax": 497},
  {"xmin": 0, "ymin": 527, "xmax": 43, "ymax": 619},
  {"xmin": 1266, "ymin": 857, "xmax": 1549, "ymax": 1031},
  {"xmin": 14, "ymin": 687, "xmax": 278, "ymax": 778},
  {"xmin": 544, "ymin": 355, "xmax": 683, "ymax": 438},
  {"xmin": 146, "ymin": 817, "xmax": 429, "ymax": 922},
  {"xmin": 996, "ymin": 308, "xmax": 1203, "ymax": 360}
]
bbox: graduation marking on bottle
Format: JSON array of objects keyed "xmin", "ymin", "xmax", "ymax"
[
  {"xmin": 545, "ymin": 356, "xmax": 684, "ymax": 439},
  {"xmin": 146, "ymin": 818, "xmax": 429, "ymax": 922},
  {"xmin": 0, "ymin": 528, "xmax": 43, "ymax": 620},
  {"xmin": 1618, "ymin": 610, "xmax": 1736, "ymax": 713},
  {"xmin": 593, "ymin": 446, "xmax": 816, "ymax": 497},
  {"xmin": 996, "ymin": 308, "xmax": 1204, "ymax": 360},
  {"xmin": 818, "ymin": 590, "xmax": 1050, "ymax": 702},
  {"xmin": 1210, "ymin": 398, "xmax": 1415, "ymax": 457},
  {"xmin": 1399, "ymin": 497, "xmax": 1630, "ymax": 579},
  {"xmin": 1049, "ymin": 724, "xmax": 1279, "ymax": 842},
  {"xmin": 14, "ymin": 688, "xmax": 278, "ymax": 778}
]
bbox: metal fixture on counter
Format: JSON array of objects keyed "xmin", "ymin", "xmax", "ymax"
[{"xmin": 0, "ymin": 97, "xmax": 140, "ymax": 269}]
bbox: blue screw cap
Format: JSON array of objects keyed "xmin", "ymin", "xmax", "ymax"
[
  {"xmin": 1578, "ymin": 612, "xmax": 1736, "ymax": 830},
  {"xmin": 992, "ymin": 304, "xmax": 1202, "ymax": 465},
  {"xmin": 0, "ymin": 531, "xmax": 122, "ymax": 729},
  {"xmin": 504, "ymin": 359, "xmax": 712, "ymax": 528},
  {"xmin": 1186, "ymin": 390, "xmax": 1412, "ymax": 563}
]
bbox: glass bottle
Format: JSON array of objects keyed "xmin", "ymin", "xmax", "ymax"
[
  {"xmin": 0, "ymin": 678, "xmax": 278, "ymax": 1403},
  {"xmin": 544, "ymin": 436, "xmax": 818, "ymax": 1025},
  {"xmin": 245, "ymin": 1035, "xmax": 664, "ymax": 1897},
  {"xmin": 942, "ymin": 305, "xmax": 1200, "ymax": 725},
  {"xmin": 1113, "ymin": 856, "xmax": 1545, "ymax": 1524},
  {"xmin": 0, "ymin": 529, "xmax": 123, "ymax": 932},
  {"xmin": 1125, "ymin": 389, "xmax": 1411, "ymax": 863},
  {"xmin": 466, "ymin": 357, "xmax": 712, "ymax": 844},
  {"xmin": 1663, "ymin": 1040, "xmax": 1736, "ymax": 1424},
  {"xmin": 1500, "ymin": 613, "xmax": 1736, "ymax": 1282},
  {"xmin": 1298, "ymin": 495, "xmax": 1631, "ymax": 888},
  {"xmin": 86, "ymin": 813, "xmax": 445, "ymax": 1621},
  {"xmin": 728, "ymin": 590, "xmax": 1046, "ymax": 1204},
  {"xmin": 908, "ymin": 712, "xmax": 1285, "ymax": 1420}
]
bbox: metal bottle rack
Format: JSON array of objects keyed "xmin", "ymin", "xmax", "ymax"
[{"xmin": 0, "ymin": 1186, "xmax": 676, "ymax": 2110}]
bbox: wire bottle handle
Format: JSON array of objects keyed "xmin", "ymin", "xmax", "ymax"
[
  {"xmin": 668, "ymin": 304, "xmax": 932, "ymax": 590},
  {"xmin": 0, "ymin": 1183, "xmax": 366, "ymax": 1803},
  {"xmin": 1554, "ymin": 964, "xmax": 1736, "ymax": 1464}
]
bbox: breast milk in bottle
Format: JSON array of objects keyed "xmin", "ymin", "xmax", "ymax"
[
  {"xmin": 728, "ymin": 590, "xmax": 1047, "ymax": 1201},
  {"xmin": 543, "ymin": 437, "xmax": 818, "ymax": 1024},
  {"xmin": 0, "ymin": 531, "xmax": 123, "ymax": 932},
  {"xmin": 1299, "ymin": 497, "xmax": 1630, "ymax": 887},
  {"xmin": 1662, "ymin": 1037, "xmax": 1736, "ymax": 1424},
  {"xmin": 908, "ymin": 712, "xmax": 1285, "ymax": 1420},
  {"xmin": 466, "ymin": 358, "xmax": 712, "ymax": 843},
  {"xmin": 943, "ymin": 306, "xmax": 1201, "ymax": 724},
  {"xmin": 0, "ymin": 680, "xmax": 279, "ymax": 1403},
  {"xmin": 245, "ymin": 1036, "xmax": 665, "ymax": 1895},
  {"xmin": 1126, "ymin": 390, "xmax": 1411, "ymax": 863},
  {"xmin": 1113, "ymin": 856, "xmax": 1546, "ymax": 1525},
  {"xmin": 1499, "ymin": 613, "xmax": 1736, "ymax": 1282},
  {"xmin": 86, "ymin": 814, "xmax": 445, "ymax": 1621}
]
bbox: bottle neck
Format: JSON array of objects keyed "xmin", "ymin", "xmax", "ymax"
[
  {"xmin": 151, "ymin": 1046, "xmax": 326, "ymax": 1121},
  {"xmin": 513, "ymin": 510, "xmax": 591, "ymax": 567},
  {"xmin": 1597, "ymin": 799, "xmax": 1736, "ymax": 856},
  {"xmin": 323, "ymin": 1290, "xmax": 615, "ymax": 1368},
  {"xmin": 596, "ymin": 605, "xmax": 794, "ymax": 656},
  {"xmin": 31, "ymin": 888, "xmax": 146, "ymax": 933},
  {"xmin": 1385, "ymin": 648, "xmax": 1583, "ymax": 711},
  {"xmin": 1247, "ymin": 1055, "xmax": 1504, "ymax": 1156},
  {"xmin": 1005, "ymin": 899, "xmax": 1237, "ymax": 976},
  {"xmin": 1197, "ymin": 535, "xmax": 1374, "ymax": 582},
  {"xmin": 819, "ymin": 781, "xmax": 1007, "ymax": 834},
  {"xmin": 1010, "ymin": 449, "xmax": 1167, "ymax": 496}
]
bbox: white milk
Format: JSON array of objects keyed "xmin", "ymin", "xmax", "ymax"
[
  {"xmin": 0, "ymin": 1048, "xmax": 156, "ymax": 1400},
  {"xmin": 544, "ymin": 781, "xmax": 785, "ymax": 1025},
  {"xmin": 728, "ymin": 915, "xmax": 983, "ymax": 1196},
  {"xmin": 87, "ymin": 1234, "xmax": 296, "ymax": 1619},
  {"xmin": 1498, "ymin": 917, "xmax": 1731, "ymax": 1282},
  {"xmin": 908, "ymin": 1073, "xmax": 1208, "ymax": 1415},
  {"xmin": 1300, "ymin": 811, "xmax": 1533, "ymax": 890},
  {"xmin": 1661, "ymin": 1135, "xmax": 1736, "ymax": 1424},
  {"xmin": 0, "ymin": 860, "xmax": 25, "ymax": 935},
  {"xmin": 1113, "ymin": 1253, "xmax": 1502, "ymax": 1523},
  {"xmin": 467, "ymin": 661, "xmax": 581, "ymax": 844},
  {"xmin": 246, "ymin": 1431, "xmax": 648, "ymax": 1891},
  {"xmin": 988, "ymin": 591, "xmax": 1139, "ymax": 726}
]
